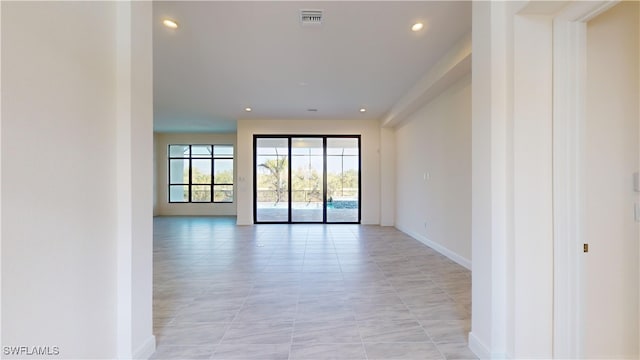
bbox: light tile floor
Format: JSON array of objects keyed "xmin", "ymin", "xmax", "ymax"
[{"xmin": 151, "ymin": 216, "xmax": 477, "ymax": 360}]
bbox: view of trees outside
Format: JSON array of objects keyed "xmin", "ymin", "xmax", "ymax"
[
  {"xmin": 254, "ymin": 136, "xmax": 359, "ymax": 223},
  {"xmin": 327, "ymin": 169, "xmax": 358, "ymax": 202},
  {"xmin": 292, "ymin": 165, "xmax": 322, "ymax": 203},
  {"xmin": 189, "ymin": 166, "xmax": 233, "ymax": 202},
  {"xmin": 168, "ymin": 144, "xmax": 234, "ymax": 203},
  {"xmin": 256, "ymin": 157, "xmax": 288, "ymax": 204},
  {"xmin": 256, "ymin": 155, "xmax": 359, "ymax": 204}
]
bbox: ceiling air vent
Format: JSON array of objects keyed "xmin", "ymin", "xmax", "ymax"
[{"xmin": 300, "ymin": 9, "xmax": 323, "ymax": 25}]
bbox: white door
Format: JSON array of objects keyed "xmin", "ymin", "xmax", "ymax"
[{"xmin": 582, "ymin": 2, "xmax": 639, "ymax": 357}]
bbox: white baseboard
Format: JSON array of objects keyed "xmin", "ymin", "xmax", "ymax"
[
  {"xmin": 468, "ymin": 332, "xmax": 510, "ymax": 360},
  {"xmin": 468, "ymin": 332, "xmax": 491, "ymax": 359},
  {"xmin": 396, "ymin": 225, "xmax": 472, "ymax": 270},
  {"xmin": 133, "ymin": 335, "xmax": 156, "ymax": 360}
]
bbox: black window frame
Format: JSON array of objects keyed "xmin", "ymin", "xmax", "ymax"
[
  {"xmin": 253, "ymin": 135, "xmax": 361, "ymax": 224},
  {"xmin": 168, "ymin": 144, "xmax": 234, "ymax": 203}
]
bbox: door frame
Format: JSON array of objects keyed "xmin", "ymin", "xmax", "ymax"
[
  {"xmin": 253, "ymin": 134, "xmax": 361, "ymax": 224},
  {"xmin": 552, "ymin": 1, "xmax": 621, "ymax": 358}
]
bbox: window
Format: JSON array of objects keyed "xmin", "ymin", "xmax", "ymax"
[
  {"xmin": 168, "ymin": 144, "xmax": 234, "ymax": 203},
  {"xmin": 254, "ymin": 135, "xmax": 360, "ymax": 224}
]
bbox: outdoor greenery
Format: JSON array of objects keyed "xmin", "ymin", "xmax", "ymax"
[
  {"xmin": 292, "ymin": 166, "xmax": 322, "ymax": 203},
  {"xmin": 188, "ymin": 167, "xmax": 233, "ymax": 185},
  {"xmin": 184, "ymin": 168, "xmax": 234, "ymax": 202},
  {"xmin": 168, "ymin": 144, "xmax": 235, "ymax": 203},
  {"xmin": 327, "ymin": 169, "xmax": 358, "ymax": 199},
  {"xmin": 257, "ymin": 157, "xmax": 288, "ymax": 204},
  {"xmin": 256, "ymin": 156, "xmax": 358, "ymax": 204}
]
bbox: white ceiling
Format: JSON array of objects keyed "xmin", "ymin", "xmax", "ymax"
[{"xmin": 153, "ymin": 1, "xmax": 471, "ymax": 133}]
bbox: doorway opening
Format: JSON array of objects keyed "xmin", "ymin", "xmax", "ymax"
[{"xmin": 253, "ymin": 135, "xmax": 361, "ymax": 224}]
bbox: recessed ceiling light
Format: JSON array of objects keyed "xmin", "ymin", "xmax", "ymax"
[
  {"xmin": 245, "ymin": 107, "xmax": 252, "ymax": 112},
  {"xmin": 360, "ymin": 108, "xmax": 367, "ymax": 113},
  {"xmin": 411, "ymin": 22, "xmax": 424, "ymax": 32},
  {"xmin": 163, "ymin": 19, "xmax": 179, "ymax": 29}
]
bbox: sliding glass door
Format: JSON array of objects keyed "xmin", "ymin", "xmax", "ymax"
[
  {"xmin": 254, "ymin": 135, "xmax": 360, "ymax": 224},
  {"xmin": 291, "ymin": 138, "xmax": 324, "ymax": 222},
  {"xmin": 255, "ymin": 137, "xmax": 289, "ymax": 222},
  {"xmin": 326, "ymin": 138, "xmax": 360, "ymax": 223}
]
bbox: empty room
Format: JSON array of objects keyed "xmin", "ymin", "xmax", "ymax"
[{"xmin": 1, "ymin": 1, "xmax": 638, "ymax": 360}]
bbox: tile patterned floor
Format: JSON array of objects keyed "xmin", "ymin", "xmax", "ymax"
[{"xmin": 152, "ymin": 216, "xmax": 477, "ymax": 360}]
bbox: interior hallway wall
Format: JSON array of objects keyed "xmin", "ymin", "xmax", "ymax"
[
  {"xmin": 1, "ymin": 2, "xmax": 154, "ymax": 358},
  {"xmin": 394, "ymin": 73, "xmax": 471, "ymax": 268},
  {"xmin": 1, "ymin": 3, "xmax": 119, "ymax": 357},
  {"xmin": 583, "ymin": 2, "xmax": 639, "ymax": 357}
]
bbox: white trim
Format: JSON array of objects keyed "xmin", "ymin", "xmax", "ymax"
[
  {"xmin": 552, "ymin": 13, "xmax": 586, "ymax": 360},
  {"xmin": 470, "ymin": 2, "xmax": 512, "ymax": 357},
  {"xmin": 133, "ymin": 335, "xmax": 156, "ymax": 360},
  {"xmin": 512, "ymin": 13, "xmax": 555, "ymax": 357},
  {"xmin": 116, "ymin": 2, "xmax": 134, "ymax": 357},
  {"xmin": 573, "ymin": 1, "xmax": 619, "ymax": 23},
  {"xmin": 382, "ymin": 32, "xmax": 472, "ymax": 128},
  {"xmin": 488, "ymin": 2, "xmax": 511, "ymax": 355},
  {"xmin": 468, "ymin": 332, "xmax": 506, "ymax": 360},
  {"xmin": 395, "ymin": 225, "xmax": 471, "ymax": 270},
  {"xmin": 551, "ymin": 1, "xmax": 620, "ymax": 358},
  {"xmin": 0, "ymin": 1, "xmax": 3, "ymax": 348}
]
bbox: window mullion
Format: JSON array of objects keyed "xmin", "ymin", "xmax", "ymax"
[
  {"xmin": 169, "ymin": 143, "xmax": 233, "ymax": 204},
  {"xmin": 188, "ymin": 145, "xmax": 192, "ymax": 203},
  {"xmin": 214, "ymin": 144, "xmax": 216, "ymax": 203}
]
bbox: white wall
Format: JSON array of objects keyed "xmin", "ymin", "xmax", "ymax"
[
  {"xmin": 0, "ymin": 1, "xmax": 3, "ymax": 347},
  {"xmin": 471, "ymin": 2, "xmax": 556, "ymax": 358},
  {"xmin": 379, "ymin": 127, "xmax": 396, "ymax": 226},
  {"xmin": 236, "ymin": 119, "xmax": 380, "ymax": 225},
  {"xmin": 125, "ymin": 2, "xmax": 155, "ymax": 358},
  {"xmin": 153, "ymin": 133, "xmax": 158, "ymax": 216},
  {"xmin": 512, "ymin": 13, "xmax": 555, "ymax": 357},
  {"xmin": 2, "ymin": 2, "xmax": 117, "ymax": 357},
  {"xmin": 154, "ymin": 132, "xmax": 237, "ymax": 216},
  {"xmin": 470, "ymin": 1, "xmax": 640, "ymax": 359},
  {"xmin": 583, "ymin": 2, "xmax": 639, "ymax": 357},
  {"xmin": 1, "ymin": 2, "xmax": 154, "ymax": 358},
  {"xmin": 470, "ymin": 2, "xmax": 509, "ymax": 357},
  {"xmin": 394, "ymin": 73, "xmax": 471, "ymax": 268}
]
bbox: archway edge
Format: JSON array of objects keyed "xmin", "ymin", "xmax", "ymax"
[{"xmin": 469, "ymin": 1, "xmax": 617, "ymax": 359}]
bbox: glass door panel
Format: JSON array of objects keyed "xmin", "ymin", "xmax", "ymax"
[
  {"xmin": 255, "ymin": 138, "xmax": 289, "ymax": 222},
  {"xmin": 326, "ymin": 138, "xmax": 360, "ymax": 223},
  {"xmin": 254, "ymin": 135, "xmax": 360, "ymax": 224},
  {"xmin": 291, "ymin": 138, "xmax": 324, "ymax": 222}
]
